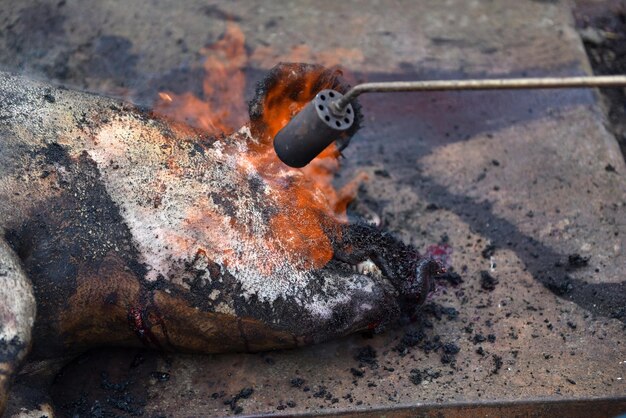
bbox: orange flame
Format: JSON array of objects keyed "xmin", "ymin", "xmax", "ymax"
[
  {"xmin": 155, "ymin": 22, "xmax": 247, "ymax": 135},
  {"xmin": 154, "ymin": 23, "xmax": 366, "ymax": 271}
]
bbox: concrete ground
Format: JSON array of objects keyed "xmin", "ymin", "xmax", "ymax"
[{"xmin": 1, "ymin": 0, "xmax": 625, "ymax": 416}]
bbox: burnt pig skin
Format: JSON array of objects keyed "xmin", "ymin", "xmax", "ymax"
[{"xmin": 0, "ymin": 64, "xmax": 439, "ymax": 413}]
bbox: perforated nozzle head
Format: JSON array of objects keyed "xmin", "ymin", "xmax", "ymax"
[{"xmin": 273, "ymin": 89, "xmax": 355, "ymax": 168}]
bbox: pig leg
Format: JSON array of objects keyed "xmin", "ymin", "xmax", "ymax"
[{"xmin": 0, "ymin": 238, "xmax": 36, "ymax": 416}]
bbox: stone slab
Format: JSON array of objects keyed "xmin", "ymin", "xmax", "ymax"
[{"xmin": 1, "ymin": 0, "xmax": 624, "ymax": 416}]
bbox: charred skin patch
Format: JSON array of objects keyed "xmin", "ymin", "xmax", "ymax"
[
  {"xmin": 0, "ymin": 338, "xmax": 25, "ymax": 369},
  {"xmin": 5, "ymin": 144, "xmax": 148, "ymax": 357},
  {"xmin": 332, "ymin": 223, "xmax": 441, "ymax": 309},
  {"xmin": 0, "ymin": 337, "xmax": 26, "ymax": 405},
  {"xmin": 150, "ymin": 289, "xmax": 299, "ymax": 353}
]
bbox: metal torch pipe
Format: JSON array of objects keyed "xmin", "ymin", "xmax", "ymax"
[{"xmin": 331, "ymin": 75, "xmax": 626, "ymax": 113}]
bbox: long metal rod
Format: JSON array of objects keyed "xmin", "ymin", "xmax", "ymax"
[{"xmin": 332, "ymin": 75, "xmax": 626, "ymax": 112}]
